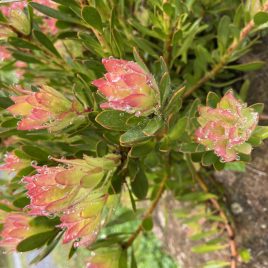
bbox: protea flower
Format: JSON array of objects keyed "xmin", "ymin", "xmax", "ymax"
[
  {"xmin": 23, "ymin": 154, "xmax": 120, "ymax": 246},
  {"xmin": 92, "ymin": 58, "xmax": 159, "ymax": 116},
  {"xmin": 7, "ymin": 86, "xmax": 85, "ymax": 131},
  {"xmin": 86, "ymin": 247, "xmax": 121, "ymax": 268},
  {"xmin": 195, "ymin": 90, "xmax": 259, "ymax": 162},
  {"xmin": 0, "ymin": 152, "xmax": 30, "ymax": 175},
  {"xmin": 0, "ymin": 213, "xmax": 33, "ymax": 252},
  {"xmin": 0, "ymin": 2, "xmax": 26, "ymax": 17}
]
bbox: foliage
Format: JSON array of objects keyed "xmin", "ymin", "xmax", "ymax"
[{"xmin": 0, "ymin": 0, "xmax": 268, "ymax": 267}]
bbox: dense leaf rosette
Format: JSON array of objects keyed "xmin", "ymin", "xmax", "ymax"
[
  {"xmin": 195, "ymin": 91, "xmax": 259, "ymax": 162},
  {"xmin": 92, "ymin": 58, "xmax": 159, "ymax": 116}
]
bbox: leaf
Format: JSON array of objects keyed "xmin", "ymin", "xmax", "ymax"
[
  {"xmin": 225, "ymin": 61, "xmax": 265, "ymax": 71},
  {"xmin": 179, "ymin": 192, "xmax": 217, "ymax": 202},
  {"xmin": 17, "ymin": 230, "xmax": 59, "ymax": 252},
  {"xmin": 8, "ymin": 37, "xmax": 40, "ymax": 50},
  {"xmin": 252, "ymin": 126, "xmax": 268, "ymax": 140},
  {"xmin": 120, "ymin": 126, "xmax": 151, "ymax": 147},
  {"xmin": 254, "ymin": 11, "xmax": 268, "ymax": 26},
  {"xmin": 12, "ymin": 51, "xmax": 42, "ymax": 64},
  {"xmin": 224, "ymin": 162, "xmax": 246, "ymax": 172},
  {"xmin": 239, "ymin": 248, "xmax": 251, "ymax": 263},
  {"xmin": 202, "ymin": 151, "xmax": 218, "ymax": 166},
  {"xmin": 107, "ymin": 210, "xmax": 141, "ymax": 227},
  {"xmin": 96, "ymin": 110, "xmax": 132, "ymax": 131},
  {"xmin": 204, "ymin": 260, "xmax": 230, "ymax": 268},
  {"xmin": 129, "ymin": 141, "xmax": 155, "ymax": 158},
  {"xmin": 29, "ymin": 216, "xmax": 61, "ymax": 229},
  {"xmin": 0, "ymin": 97, "xmax": 13, "ymax": 109},
  {"xmin": 78, "ymin": 32, "xmax": 104, "ymax": 57},
  {"xmin": 249, "ymin": 103, "xmax": 264, "ymax": 114},
  {"xmin": 191, "ymin": 243, "xmax": 226, "ymax": 254},
  {"xmin": 178, "ymin": 143, "xmax": 206, "ymax": 153},
  {"xmin": 168, "ymin": 117, "xmax": 187, "ymax": 141},
  {"xmin": 142, "ymin": 216, "xmax": 153, "ymax": 231},
  {"xmin": 21, "ymin": 145, "xmax": 49, "ymax": 161},
  {"xmin": 131, "ymin": 249, "xmax": 138, "ymax": 268},
  {"xmin": 30, "ymin": 232, "xmax": 64, "ymax": 264},
  {"xmin": 82, "ymin": 6, "xmax": 103, "ymax": 33},
  {"xmin": 119, "ymin": 250, "xmax": 128, "ymax": 268},
  {"xmin": 30, "ymin": 2, "xmax": 80, "ymax": 24},
  {"xmin": 142, "ymin": 117, "xmax": 163, "ymax": 136},
  {"xmin": 159, "ymin": 72, "xmax": 171, "ymax": 106},
  {"xmin": 131, "ymin": 168, "xmax": 148, "ymax": 199},
  {"xmin": 33, "ymin": 30, "xmax": 61, "ymax": 58},
  {"xmin": 206, "ymin": 92, "xmax": 220, "ymax": 108},
  {"xmin": 13, "ymin": 196, "xmax": 30, "ymax": 208},
  {"xmin": 133, "ymin": 47, "xmax": 150, "ymax": 73}
]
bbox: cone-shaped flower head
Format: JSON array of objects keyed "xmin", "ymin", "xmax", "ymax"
[
  {"xmin": 23, "ymin": 154, "xmax": 120, "ymax": 246},
  {"xmin": 92, "ymin": 58, "xmax": 159, "ymax": 116},
  {"xmin": 0, "ymin": 213, "xmax": 33, "ymax": 252},
  {"xmin": 0, "ymin": 152, "xmax": 30, "ymax": 175},
  {"xmin": 86, "ymin": 247, "xmax": 121, "ymax": 268},
  {"xmin": 195, "ymin": 91, "xmax": 258, "ymax": 162},
  {"xmin": 7, "ymin": 86, "xmax": 84, "ymax": 131}
]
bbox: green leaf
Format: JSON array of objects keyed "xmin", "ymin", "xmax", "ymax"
[
  {"xmin": 131, "ymin": 168, "xmax": 148, "ymax": 199},
  {"xmin": 33, "ymin": 30, "xmax": 61, "ymax": 58},
  {"xmin": 224, "ymin": 162, "xmax": 246, "ymax": 172},
  {"xmin": 254, "ymin": 11, "xmax": 268, "ymax": 26},
  {"xmin": 252, "ymin": 126, "xmax": 268, "ymax": 140},
  {"xmin": 133, "ymin": 47, "xmax": 150, "ymax": 73},
  {"xmin": 13, "ymin": 196, "xmax": 30, "ymax": 208},
  {"xmin": 1, "ymin": 118, "xmax": 19, "ymax": 128},
  {"xmin": 0, "ymin": 97, "xmax": 13, "ymax": 109},
  {"xmin": 8, "ymin": 37, "xmax": 40, "ymax": 50},
  {"xmin": 159, "ymin": 72, "xmax": 171, "ymax": 106},
  {"xmin": 204, "ymin": 260, "xmax": 230, "ymax": 268},
  {"xmin": 82, "ymin": 6, "xmax": 103, "ymax": 32},
  {"xmin": 202, "ymin": 151, "xmax": 218, "ymax": 166},
  {"xmin": 206, "ymin": 92, "xmax": 220, "ymax": 108},
  {"xmin": 178, "ymin": 143, "xmax": 206, "ymax": 153},
  {"xmin": 142, "ymin": 117, "xmax": 163, "ymax": 136},
  {"xmin": 30, "ymin": 2, "xmax": 80, "ymax": 24},
  {"xmin": 119, "ymin": 250, "xmax": 128, "ymax": 268},
  {"xmin": 225, "ymin": 61, "xmax": 265, "ymax": 71},
  {"xmin": 96, "ymin": 110, "xmax": 132, "ymax": 131},
  {"xmin": 21, "ymin": 145, "xmax": 49, "ymax": 161},
  {"xmin": 191, "ymin": 243, "xmax": 226, "ymax": 254},
  {"xmin": 249, "ymin": 103, "xmax": 264, "ymax": 114},
  {"xmin": 129, "ymin": 141, "xmax": 155, "ymax": 158},
  {"xmin": 17, "ymin": 230, "xmax": 59, "ymax": 252},
  {"xmin": 78, "ymin": 32, "xmax": 104, "ymax": 57},
  {"xmin": 142, "ymin": 216, "xmax": 153, "ymax": 231},
  {"xmin": 239, "ymin": 248, "xmax": 251, "ymax": 263},
  {"xmin": 12, "ymin": 51, "xmax": 42, "ymax": 64},
  {"xmin": 168, "ymin": 116, "xmax": 187, "ymax": 141},
  {"xmin": 120, "ymin": 126, "xmax": 151, "ymax": 147},
  {"xmin": 179, "ymin": 192, "xmax": 217, "ymax": 202},
  {"xmin": 131, "ymin": 249, "xmax": 138, "ymax": 268},
  {"xmin": 29, "ymin": 216, "xmax": 60, "ymax": 229},
  {"xmin": 107, "ymin": 210, "xmax": 141, "ymax": 227}
]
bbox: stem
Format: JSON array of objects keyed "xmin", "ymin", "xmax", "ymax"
[
  {"xmin": 122, "ymin": 173, "xmax": 169, "ymax": 249},
  {"xmin": 183, "ymin": 2, "xmax": 268, "ymax": 98},
  {"xmin": 185, "ymin": 154, "xmax": 237, "ymax": 268}
]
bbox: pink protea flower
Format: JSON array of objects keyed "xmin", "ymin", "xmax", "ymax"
[
  {"xmin": 0, "ymin": 2, "xmax": 26, "ymax": 17},
  {"xmin": 92, "ymin": 58, "xmax": 159, "ymax": 116},
  {"xmin": 7, "ymin": 85, "xmax": 85, "ymax": 131},
  {"xmin": 195, "ymin": 90, "xmax": 259, "ymax": 162},
  {"xmin": 23, "ymin": 154, "xmax": 120, "ymax": 246},
  {"xmin": 0, "ymin": 152, "xmax": 30, "ymax": 174},
  {"xmin": 0, "ymin": 213, "xmax": 33, "ymax": 252}
]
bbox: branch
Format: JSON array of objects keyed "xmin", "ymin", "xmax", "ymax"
[
  {"xmin": 122, "ymin": 173, "xmax": 169, "ymax": 249},
  {"xmin": 183, "ymin": 2, "xmax": 268, "ymax": 98},
  {"xmin": 186, "ymin": 154, "xmax": 237, "ymax": 268}
]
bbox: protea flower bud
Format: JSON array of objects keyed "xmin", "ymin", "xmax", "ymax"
[
  {"xmin": 86, "ymin": 247, "xmax": 121, "ymax": 268},
  {"xmin": 7, "ymin": 86, "xmax": 85, "ymax": 131},
  {"xmin": 0, "ymin": 152, "xmax": 30, "ymax": 175},
  {"xmin": 23, "ymin": 154, "xmax": 120, "ymax": 216},
  {"xmin": 0, "ymin": 213, "xmax": 33, "ymax": 252},
  {"xmin": 92, "ymin": 58, "xmax": 159, "ymax": 116},
  {"xmin": 195, "ymin": 90, "xmax": 259, "ymax": 162}
]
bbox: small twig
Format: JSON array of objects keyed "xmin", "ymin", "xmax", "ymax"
[
  {"xmin": 186, "ymin": 154, "xmax": 238, "ymax": 268},
  {"xmin": 122, "ymin": 173, "xmax": 169, "ymax": 249},
  {"xmin": 260, "ymin": 114, "xmax": 268, "ymax": 121},
  {"xmin": 183, "ymin": 2, "xmax": 268, "ymax": 98}
]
